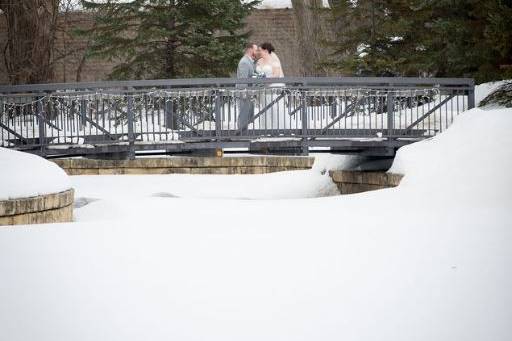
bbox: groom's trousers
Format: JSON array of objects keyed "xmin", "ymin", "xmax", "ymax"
[{"xmin": 238, "ymin": 92, "xmax": 254, "ymax": 133}]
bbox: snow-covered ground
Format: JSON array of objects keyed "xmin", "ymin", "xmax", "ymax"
[
  {"xmin": 0, "ymin": 148, "xmax": 71, "ymax": 200},
  {"xmin": 72, "ymin": 168, "xmax": 339, "ymax": 206},
  {"xmin": 0, "ymin": 82, "xmax": 511, "ymax": 341}
]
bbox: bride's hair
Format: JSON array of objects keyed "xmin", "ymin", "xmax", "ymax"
[{"xmin": 260, "ymin": 42, "xmax": 275, "ymax": 54}]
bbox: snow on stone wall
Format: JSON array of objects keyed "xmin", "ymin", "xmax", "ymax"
[{"xmin": 0, "ymin": 148, "xmax": 71, "ymax": 200}]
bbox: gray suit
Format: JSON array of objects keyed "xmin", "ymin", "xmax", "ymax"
[{"xmin": 236, "ymin": 55, "xmax": 255, "ymax": 131}]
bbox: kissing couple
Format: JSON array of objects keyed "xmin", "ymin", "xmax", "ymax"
[
  {"xmin": 236, "ymin": 42, "xmax": 287, "ymax": 132},
  {"xmin": 237, "ymin": 42, "xmax": 284, "ymax": 80}
]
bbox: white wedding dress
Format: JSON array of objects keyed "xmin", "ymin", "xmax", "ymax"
[{"xmin": 255, "ymin": 58, "xmax": 288, "ymax": 130}]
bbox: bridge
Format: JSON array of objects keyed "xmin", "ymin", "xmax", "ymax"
[{"xmin": 0, "ymin": 77, "xmax": 475, "ymax": 158}]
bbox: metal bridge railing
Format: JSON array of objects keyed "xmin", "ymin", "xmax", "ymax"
[{"xmin": 0, "ymin": 77, "xmax": 475, "ymax": 157}]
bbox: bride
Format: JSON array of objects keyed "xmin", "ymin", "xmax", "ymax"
[{"xmin": 255, "ymin": 42, "xmax": 288, "ymax": 130}]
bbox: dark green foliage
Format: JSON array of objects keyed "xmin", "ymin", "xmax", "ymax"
[
  {"xmin": 79, "ymin": 0, "xmax": 259, "ymax": 80},
  {"xmin": 326, "ymin": 0, "xmax": 512, "ymax": 83},
  {"xmin": 325, "ymin": 0, "xmax": 409, "ymax": 76}
]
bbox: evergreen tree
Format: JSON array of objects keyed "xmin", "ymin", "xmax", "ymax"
[
  {"xmin": 326, "ymin": 0, "xmax": 512, "ymax": 82},
  {"xmin": 79, "ymin": 0, "xmax": 259, "ymax": 80},
  {"xmin": 480, "ymin": 0, "xmax": 512, "ymax": 80},
  {"xmin": 406, "ymin": 0, "xmax": 512, "ymax": 82},
  {"xmin": 409, "ymin": 0, "xmax": 491, "ymax": 79},
  {"xmin": 325, "ymin": 0, "xmax": 412, "ymax": 76}
]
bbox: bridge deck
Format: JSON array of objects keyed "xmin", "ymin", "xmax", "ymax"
[{"xmin": 28, "ymin": 138, "xmax": 413, "ymax": 158}]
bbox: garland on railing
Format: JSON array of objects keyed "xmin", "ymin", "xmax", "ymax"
[
  {"xmin": 0, "ymin": 87, "xmax": 441, "ymax": 109},
  {"xmin": 0, "ymin": 86, "xmax": 447, "ymax": 136}
]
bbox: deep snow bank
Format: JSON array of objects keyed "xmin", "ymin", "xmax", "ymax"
[
  {"xmin": 390, "ymin": 107, "xmax": 512, "ymax": 204},
  {"xmin": 388, "ymin": 80, "xmax": 512, "ymax": 202},
  {"xmin": 0, "ymin": 148, "xmax": 71, "ymax": 200}
]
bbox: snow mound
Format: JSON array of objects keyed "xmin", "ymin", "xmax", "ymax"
[
  {"xmin": 311, "ymin": 154, "xmax": 364, "ymax": 173},
  {"xmin": 0, "ymin": 148, "xmax": 71, "ymax": 200},
  {"xmin": 479, "ymin": 82, "xmax": 512, "ymax": 108},
  {"xmin": 390, "ymin": 107, "xmax": 512, "ymax": 204},
  {"xmin": 475, "ymin": 80, "xmax": 511, "ymax": 106}
]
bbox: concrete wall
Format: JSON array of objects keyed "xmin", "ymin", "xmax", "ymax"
[
  {"xmin": 0, "ymin": 189, "xmax": 74, "ymax": 226},
  {"xmin": 329, "ymin": 170, "xmax": 403, "ymax": 195},
  {"xmin": 0, "ymin": 9, "xmax": 317, "ymax": 84},
  {"xmin": 52, "ymin": 156, "xmax": 315, "ymax": 175}
]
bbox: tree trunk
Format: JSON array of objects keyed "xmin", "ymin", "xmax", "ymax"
[
  {"xmin": 291, "ymin": 0, "xmax": 328, "ymax": 76},
  {"xmin": 165, "ymin": 31, "xmax": 176, "ymax": 78},
  {"xmin": 0, "ymin": 0, "xmax": 59, "ymax": 84},
  {"xmin": 164, "ymin": 0, "xmax": 177, "ymax": 78}
]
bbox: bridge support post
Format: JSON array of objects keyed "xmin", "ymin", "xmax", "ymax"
[
  {"xmin": 80, "ymin": 99, "xmax": 87, "ymax": 128},
  {"xmin": 301, "ymin": 90, "xmax": 309, "ymax": 155},
  {"xmin": 36, "ymin": 99, "xmax": 46, "ymax": 157},
  {"xmin": 468, "ymin": 88, "xmax": 475, "ymax": 109},
  {"xmin": 127, "ymin": 95, "xmax": 135, "ymax": 160},
  {"xmin": 387, "ymin": 92, "xmax": 394, "ymax": 139},
  {"xmin": 329, "ymin": 96, "xmax": 337, "ymax": 118},
  {"xmin": 164, "ymin": 96, "xmax": 176, "ymax": 129},
  {"xmin": 214, "ymin": 90, "xmax": 222, "ymax": 142}
]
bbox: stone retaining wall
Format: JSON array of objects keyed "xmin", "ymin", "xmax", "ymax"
[
  {"xmin": 0, "ymin": 189, "xmax": 74, "ymax": 226},
  {"xmin": 52, "ymin": 156, "xmax": 315, "ymax": 175},
  {"xmin": 329, "ymin": 170, "xmax": 403, "ymax": 195}
]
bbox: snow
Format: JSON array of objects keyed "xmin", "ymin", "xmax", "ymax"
[
  {"xmin": 0, "ymin": 148, "xmax": 71, "ymax": 200},
  {"xmin": 72, "ymin": 168, "xmax": 339, "ymax": 207},
  {"xmin": 390, "ymin": 107, "xmax": 512, "ymax": 202},
  {"xmin": 311, "ymin": 153, "xmax": 363, "ymax": 173},
  {"xmin": 0, "ymin": 83, "xmax": 511, "ymax": 340},
  {"xmin": 475, "ymin": 80, "xmax": 510, "ymax": 106}
]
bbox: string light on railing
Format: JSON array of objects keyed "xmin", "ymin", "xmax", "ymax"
[{"xmin": 0, "ymin": 87, "xmax": 442, "ymax": 116}]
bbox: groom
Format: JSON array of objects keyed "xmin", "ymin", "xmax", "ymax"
[{"xmin": 236, "ymin": 43, "xmax": 258, "ymax": 131}]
